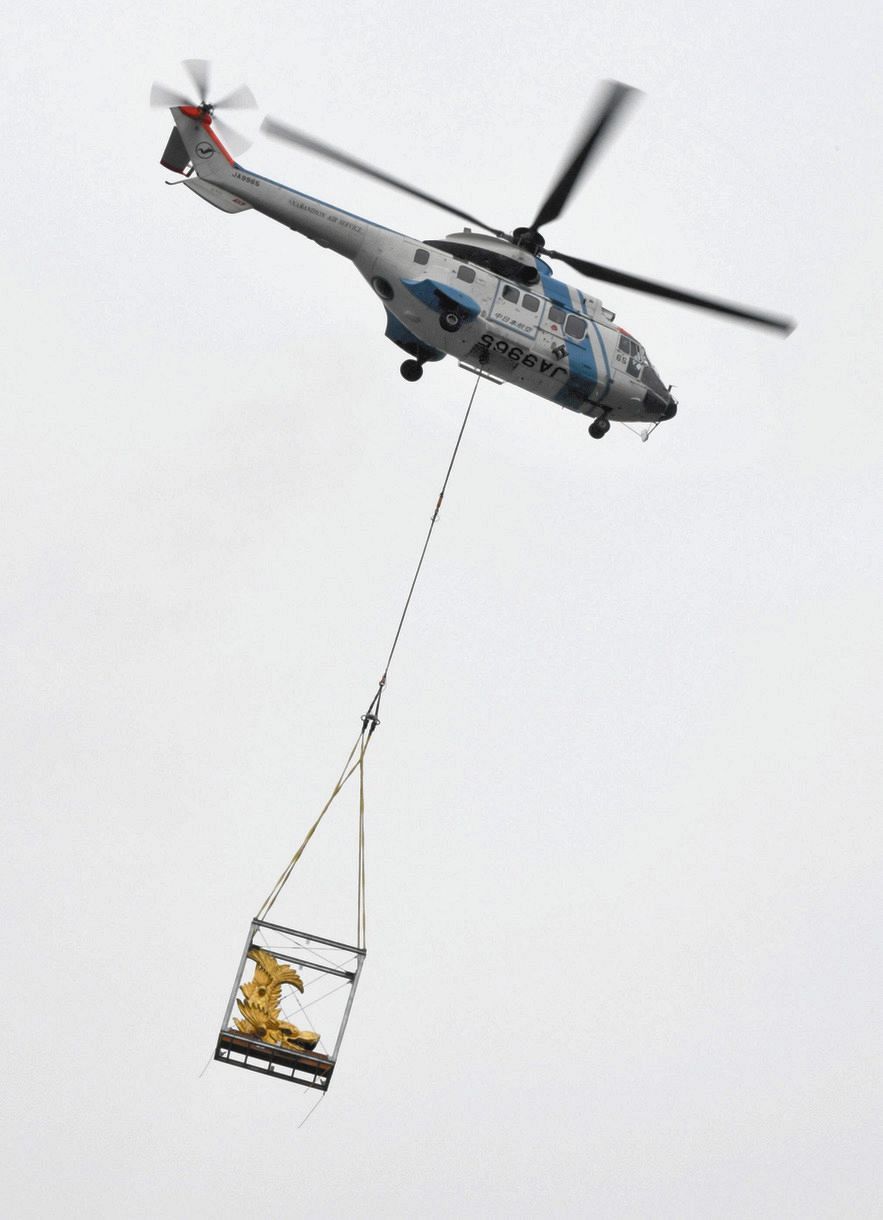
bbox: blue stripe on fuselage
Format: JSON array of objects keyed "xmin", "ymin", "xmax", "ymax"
[
  {"xmin": 537, "ymin": 267, "xmax": 598, "ymax": 409},
  {"xmin": 539, "ymin": 265, "xmax": 573, "ymax": 310},
  {"xmin": 555, "ymin": 331, "xmax": 598, "ymax": 410},
  {"xmin": 402, "ymin": 277, "xmax": 480, "ymax": 318},
  {"xmin": 589, "ymin": 319, "xmax": 611, "ymax": 402}
]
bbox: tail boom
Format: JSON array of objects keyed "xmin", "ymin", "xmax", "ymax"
[{"xmin": 162, "ymin": 106, "xmax": 379, "ymax": 259}]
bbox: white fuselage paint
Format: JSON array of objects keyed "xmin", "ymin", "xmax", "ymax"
[{"xmin": 172, "ymin": 109, "xmax": 675, "ymax": 425}]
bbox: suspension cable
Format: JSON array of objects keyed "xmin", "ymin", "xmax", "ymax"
[
  {"xmin": 256, "ymin": 370, "xmax": 482, "ymax": 931},
  {"xmin": 365, "ymin": 367, "xmax": 482, "ymax": 729}
]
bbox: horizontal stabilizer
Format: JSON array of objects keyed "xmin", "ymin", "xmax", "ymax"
[{"xmin": 184, "ymin": 177, "xmax": 253, "ymax": 214}]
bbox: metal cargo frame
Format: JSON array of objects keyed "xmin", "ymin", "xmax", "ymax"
[{"xmin": 214, "ymin": 918, "xmax": 366, "ymax": 1091}]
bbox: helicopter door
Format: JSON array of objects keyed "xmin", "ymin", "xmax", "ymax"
[{"xmin": 489, "ymin": 283, "xmax": 542, "ymax": 339}]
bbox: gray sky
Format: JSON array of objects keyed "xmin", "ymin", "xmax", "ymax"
[{"xmin": 2, "ymin": 1, "xmax": 881, "ymax": 1216}]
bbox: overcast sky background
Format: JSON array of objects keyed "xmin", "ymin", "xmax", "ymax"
[{"xmin": 2, "ymin": 1, "xmax": 881, "ymax": 1216}]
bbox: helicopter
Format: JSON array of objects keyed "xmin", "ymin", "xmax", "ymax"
[{"xmin": 152, "ymin": 62, "xmax": 794, "ymax": 440}]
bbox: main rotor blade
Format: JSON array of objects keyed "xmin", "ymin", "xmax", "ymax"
[
  {"xmin": 531, "ymin": 80, "xmax": 639, "ymax": 232},
  {"xmin": 213, "ymin": 83, "xmax": 258, "ymax": 111},
  {"xmin": 546, "ymin": 249, "xmax": 796, "ymax": 333},
  {"xmin": 150, "ymin": 81, "xmax": 193, "ymax": 109},
  {"xmin": 261, "ymin": 116, "xmax": 505, "ymax": 236},
  {"xmin": 182, "ymin": 58, "xmax": 211, "ymax": 102}
]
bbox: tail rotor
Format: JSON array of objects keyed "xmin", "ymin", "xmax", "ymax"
[{"xmin": 150, "ymin": 59, "xmax": 258, "ymax": 156}]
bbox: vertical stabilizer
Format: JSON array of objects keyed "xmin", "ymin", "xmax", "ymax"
[{"xmin": 168, "ymin": 107, "xmax": 236, "ymax": 186}]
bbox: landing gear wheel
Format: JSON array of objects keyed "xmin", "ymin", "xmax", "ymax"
[
  {"xmin": 589, "ymin": 417, "xmax": 611, "ymax": 439},
  {"xmin": 400, "ymin": 359, "xmax": 423, "ymax": 382},
  {"xmin": 440, "ymin": 310, "xmax": 462, "ymax": 333}
]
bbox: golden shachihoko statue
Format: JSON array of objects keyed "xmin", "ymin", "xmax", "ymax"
[{"xmin": 234, "ymin": 947, "xmax": 321, "ymax": 1053}]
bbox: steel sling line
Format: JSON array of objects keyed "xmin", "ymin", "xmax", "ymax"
[{"xmin": 255, "ymin": 369, "xmax": 483, "ymax": 943}]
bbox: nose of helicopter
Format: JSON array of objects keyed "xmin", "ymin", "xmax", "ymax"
[{"xmin": 644, "ymin": 387, "xmax": 678, "ymax": 420}]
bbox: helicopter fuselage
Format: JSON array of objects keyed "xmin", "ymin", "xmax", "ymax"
[
  {"xmin": 361, "ymin": 232, "xmax": 677, "ymax": 425},
  {"xmin": 167, "ymin": 107, "xmax": 677, "ymax": 427}
]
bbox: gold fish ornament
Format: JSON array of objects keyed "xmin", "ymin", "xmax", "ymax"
[{"xmin": 234, "ymin": 947, "xmax": 320, "ymax": 1051}]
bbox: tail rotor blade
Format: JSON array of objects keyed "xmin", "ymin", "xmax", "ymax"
[
  {"xmin": 182, "ymin": 58, "xmax": 211, "ymax": 103},
  {"xmin": 213, "ymin": 83, "xmax": 258, "ymax": 111},
  {"xmin": 150, "ymin": 81, "xmax": 193, "ymax": 109},
  {"xmin": 212, "ymin": 115, "xmax": 251, "ymax": 158}
]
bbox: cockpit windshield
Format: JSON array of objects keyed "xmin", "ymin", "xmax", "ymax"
[
  {"xmin": 640, "ymin": 360, "xmax": 668, "ymax": 397},
  {"xmin": 618, "ymin": 332, "xmax": 668, "ymax": 396}
]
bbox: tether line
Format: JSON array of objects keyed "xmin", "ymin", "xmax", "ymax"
[
  {"xmin": 256, "ymin": 370, "xmax": 482, "ymax": 928},
  {"xmin": 377, "ymin": 369, "xmax": 482, "ymax": 690}
]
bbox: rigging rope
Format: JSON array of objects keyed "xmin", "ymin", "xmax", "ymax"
[{"xmin": 255, "ymin": 370, "xmax": 483, "ymax": 938}]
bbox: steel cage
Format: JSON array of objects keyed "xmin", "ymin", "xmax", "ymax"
[{"xmin": 214, "ymin": 918, "xmax": 366, "ymax": 1090}]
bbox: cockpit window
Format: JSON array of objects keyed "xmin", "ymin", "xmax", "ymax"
[
  {"xmin": 618, "ymin": 333, "xmax": 646, "ymax": 378},
  {"xmin": 502, "ymin": 284, "xmax": 519, "ymax": 303},
  {"xmin": 565, "ymin": 315, "xmax": 587, "ymax": 340}
]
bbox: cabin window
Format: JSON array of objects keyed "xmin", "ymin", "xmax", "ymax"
[
  {"xmin": 522, "ymin": 294, "xmax": 540, "ymax": 313},
  {"xmin": 457, "ymin": 265, "xmax": 476, "ymax": 283},
  {"xmin": 548, "ymin": 306, "xmax": 566, "ymax": 327},
  {"xmin": 502, "ymin": 284, "xmax": 519, "ymax": 303},
  {"xmin": 565, "ymin": 315, "xmax": 587, "ymax": 340},
  {"xmin": 413, "ymin": 249, "xmax": 430, "ymax": 265}
]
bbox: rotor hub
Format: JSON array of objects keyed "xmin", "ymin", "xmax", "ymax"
[{"xmin": 512, "ymin": 226, "xmax": 546, "ymax": 256}]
